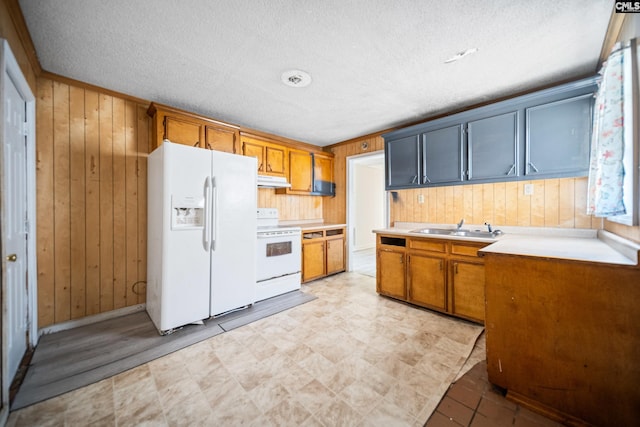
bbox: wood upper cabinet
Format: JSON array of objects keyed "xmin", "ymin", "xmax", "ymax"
[
  {"xmin": 302, "ymin": 227, "xmax": 346, "ymax": 283},
  {"xmin": 147, "ymin": 102, "xmax": 239, "ymax": 153},
  {"xmin": 164, "ymin": 115, "xmax": 202, "ymax": 148},
  {"xmin": 277, "ymin": 150, "xmax": 335, "ymax": 196},
  {"xmin": 288, "ymin": 149, "xmax": 313, "ymax": 192},
  {"xmin": 241, "ymin": 134, "xmax": 287, "ymax": 177},
  {"xmin": 205, "ymin": 125, "xmax": 238, "ymax": 153},
  {"xmin": 312, "ymin": 153, "xmax": 335, "ymax": 195}
]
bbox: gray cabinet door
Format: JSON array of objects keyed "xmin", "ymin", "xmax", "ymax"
[
  {"xmin": 468, "ymin": 112, "xmax": 518, "ymax": 181},
  {"xmin": 526, "ymin": 94, "xmax": 593, "ymax": 176},
  {"xmin": 423, "ymin": 124, "xmax": 464, "ymax": 184},
  {"xmin": 386, "ymin": 134, "xmax": 421, "ymax": 189}
]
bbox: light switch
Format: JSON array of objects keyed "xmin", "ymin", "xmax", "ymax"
[
  {"xmin": 417, "ymin": 194, "xmax": 425, "ymax": 204},
  {"xmin": 524, "ymin": 183, "xmax": 534, "ymax": 196}
]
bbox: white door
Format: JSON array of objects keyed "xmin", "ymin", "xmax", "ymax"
[{"xmin": 3, "ymin": 71, "xmax": 28, "ymax": 382}]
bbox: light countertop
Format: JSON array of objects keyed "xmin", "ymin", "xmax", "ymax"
[
  {"xmin": 374, "ymin": 223, "xmax": 640, "ymax": 266},
  {"xmin": 279, "ymin": 221, "xmax": 346, "ymax": 231}
]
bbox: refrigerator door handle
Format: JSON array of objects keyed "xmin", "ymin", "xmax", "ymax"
[
  {"xmin": 211, "ymin": 177, "xmax": 218, "ymax": 251},
  {"xmin": 203, "ymin": 176, "xmax": 212, "ymax": 251}
]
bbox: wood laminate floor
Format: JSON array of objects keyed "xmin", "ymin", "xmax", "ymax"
[{"xmin": 12, "ymin": 290, "xmax": 316, "ymax": 410}]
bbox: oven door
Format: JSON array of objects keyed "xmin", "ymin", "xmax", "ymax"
[{"xmin": 256, "ymin": 232, "xmax": 302, "ymax": 282}]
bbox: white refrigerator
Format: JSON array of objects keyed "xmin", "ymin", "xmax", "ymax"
[{"xmin": 147, "ymin": 140, "xmax": 257, "ymax": 334}]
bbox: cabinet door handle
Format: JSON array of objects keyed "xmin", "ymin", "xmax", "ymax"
[
  {"xmin": 439, "ymin": 260, "xmax": 443, "ymax": 270},
  {"xmin": 528, "ymin": 162, "xmax": 539, "ymax": 173},
  {"xmin": 258, "ymin": 163, "xmax": 264, "ymax": 171},
  {"xmin": 411, "ymin": 175, "xmax": 418, "ymax": 184},
  {"xmin": 400, "ymin": 255, "xmax": 404, "ymax": 264},
  {"xmin": 505, "ymin": 164, "xmax": 516, "ymax": 175},
  {"xmin": 454, "ymin": 262, "xmax": 458, "ymax": 274},
  {"xmin": 423, "ymin": 175, "xmax": 431, "ymax": 184},
  {"xmin": 267, "ymin": 164, "xmax": 273, "ymax": 172},
  {"xmin": 193, "ymin": 141, "xmax": 200, "ymax": 148},
  {"xmin": 206, "ymin": 142, "xmax": 212, "ymax": 150}
]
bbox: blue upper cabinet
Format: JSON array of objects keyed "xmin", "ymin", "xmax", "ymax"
[
  {"xmin": 467, "ymin": 111, "xmax": 518, "ymax": 181},
  {"xmin": 423, "ymin": 124, "xmax": 464, "ymax": 184},
  {"xmin": 526, "ymin": 94, "xmax": 593, "ymax": 178},
  {"xmin": 384, "ymin": 77, "xmax": 597, "ymax": 190},
  {"xmin": 385, "ymin": 134, "xmax": 422, "ymax": 188}
]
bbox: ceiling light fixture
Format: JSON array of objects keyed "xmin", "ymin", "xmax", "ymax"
[
  {"xmin": 444, "ymin": 47, "xmax": 478, "ymax": 64},
  {"xmin": 281, "ymin": 69, "xmax": 312, "ymax": 88}
]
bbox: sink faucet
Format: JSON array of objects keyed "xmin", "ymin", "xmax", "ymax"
[
  {"xmin": 484, "ymin": 222, "xmax": 493, "ymax": 232},
  {"xmin": 456, "ymin": 218, "xmax": 465, "ymax": 230}
]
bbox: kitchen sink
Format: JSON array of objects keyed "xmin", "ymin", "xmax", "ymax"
[{"xmin": 410, "ymin": 228, "xmax": 502, "ymax": 239}]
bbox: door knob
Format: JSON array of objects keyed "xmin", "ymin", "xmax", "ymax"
[{"xmin": 6, "ymin": 254, "xmax": 17, "ymax": 262}]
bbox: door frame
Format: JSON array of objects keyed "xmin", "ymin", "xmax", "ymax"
[
  {"xmin": 0, "ymin": 38, "xmax": 37, "ymax": 418},
  {"xmin": 346, "ymin": 151, "xmax": 388, "ymax": 271}
]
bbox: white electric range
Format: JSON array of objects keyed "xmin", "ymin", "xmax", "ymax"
[{"xmin": 256, "ymin": 208, "xmax": 302, "ymax": 301}]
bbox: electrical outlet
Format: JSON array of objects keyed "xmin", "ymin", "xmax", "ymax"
[
  {"xmin": 524, "ymin": 183, "xmax": 534, "ymax": 196},
  {"xmin": 417, "ymin": 194, "xmax": 425, "ymax": 204}
]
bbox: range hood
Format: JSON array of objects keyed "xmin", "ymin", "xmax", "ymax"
[{"xmin": 257, "ymin": 175, "xmax": 291, "ymax": 188}]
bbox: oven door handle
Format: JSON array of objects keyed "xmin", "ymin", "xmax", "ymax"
[{"xmin": 203, "ymin": 176, "xmax": 212, "ymax": 251}]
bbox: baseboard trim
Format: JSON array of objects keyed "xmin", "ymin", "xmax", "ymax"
[{"xmin": 38, "ymin": 304, "xmax": 146, "ymax": 336}]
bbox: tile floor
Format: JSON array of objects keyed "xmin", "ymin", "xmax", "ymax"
[
  {"xmin": 8, "ymin": 272, "xmax": 485, "ymax": 427},
  {"xmin": 427, "ymin": 361, "xmax": 563, "ymax": 427}
]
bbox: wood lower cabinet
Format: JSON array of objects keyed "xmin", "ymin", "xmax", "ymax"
[
  {"xmin": 407, "ymin": 253, "xmax": 446, "ymax": 310},
  {"xmin": 449, "ymin": 260, "xmax": 485, "ymax": 321},
  {"xmin": 376, "ymin": 233, "xmax": 487, "ymax": 323},
  {"xmin": 326, "ymin": 237, "xmax": 345, "ymax": 275},
  {"xmin": 302, "ymin": 227, "xmax": 346, "ymax": 283},
  {"xmin": 302, "ymin": 238, "xmax": 325, "ymax": 282},
  {"xmin": 377, "ymin": 248, "xmax": 406, "ymax": 299},
  {"xmin": 147, "ymin": 102, "xmax": 239, "ymax": 153}
]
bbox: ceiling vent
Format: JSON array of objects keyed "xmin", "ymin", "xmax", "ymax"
[{"xmin": 281, "ymin": 70, "xmax": 312, "ymax": 87}]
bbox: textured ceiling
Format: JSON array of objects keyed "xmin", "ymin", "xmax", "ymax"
[{"xmin": 19, "ymin": 0, "xmax": 613, "ymax": 146}]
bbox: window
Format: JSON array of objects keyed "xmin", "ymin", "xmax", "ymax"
[{"xmin": 609, "ymin": 39, "xmax": 639, "ymax": 226}]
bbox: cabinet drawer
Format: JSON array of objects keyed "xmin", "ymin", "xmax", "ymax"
[
  {"xmin": 409, "ymin": 239, "xmax": 446, "ymax": 253},
  {"xmin": 450, "ymin": 243, "xmax": 485, "ymax": 258},
  {"xmin": 303, "ymin": 231, "xmax": 324, "ymax": 240}
]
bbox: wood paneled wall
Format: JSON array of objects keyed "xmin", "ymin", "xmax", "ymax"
[
  {"xmin": 36, "ymin": 77, "xmax": 149, "ymax": 328},
  {"xmin": 390, "ymin": 177, "xmax": 598, "ymax": 228},
  {"xmin": 258, "ymin": 188, "xmax": 322, "ymax": 220},
  {"xmin": 323, "ymin": 135, "xmax": 385, "ymax": 223}
]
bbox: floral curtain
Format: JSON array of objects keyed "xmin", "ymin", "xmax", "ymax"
[{"xmin": 587, "ymin": 43, "xmax": 627, "ymax": 217}]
